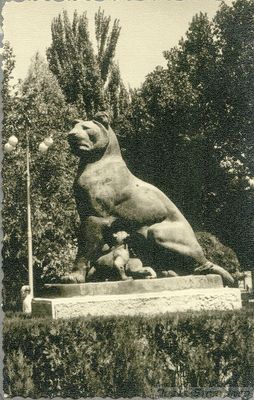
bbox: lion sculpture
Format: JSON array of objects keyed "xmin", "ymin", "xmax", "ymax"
[{"xmin": 63, "ymin": 111, "xmax": 234, "ymax": 286}]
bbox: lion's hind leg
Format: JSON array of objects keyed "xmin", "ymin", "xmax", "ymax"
[
  {"xmin": 148, "ymin": 219, "xmax": 206, "ymax": 264},
  {"xmin": 114, "ymin": 256, "xmax": 132, "ymax": 281},
  {"xmin": 148, "ymin": 220, "xmax": 234, "ymax": 286}
]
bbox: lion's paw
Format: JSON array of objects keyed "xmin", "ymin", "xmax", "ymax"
[
  {"xmin": 143, "ymin": 267, "xmax": 157, "ymax": 279},
  {"xmin": 121, "ymin": 276, "xmax": 133, "ymax": 281},
  {"xmin": 61, "ymin": 271, "xmax": 86, "ymax": 283},
  {"xmin": 160, "ymin": 270, "xmax": 178, "ymax": 278},
  {"xmin": 194, "ymin": 262, "xmax": 234, "ymax": 286}
]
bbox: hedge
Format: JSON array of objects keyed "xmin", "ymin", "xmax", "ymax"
[{"xmin": 3, "ymin": 310, "xmax": 254, "ymax": 398}]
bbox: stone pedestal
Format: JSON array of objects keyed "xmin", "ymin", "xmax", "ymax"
[{"xmin": 32, "ymin": 275, "xmax": 242, "ymax": 319}]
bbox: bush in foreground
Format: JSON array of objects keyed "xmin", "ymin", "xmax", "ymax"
[{"xmin": 3, "ymin": 310, "xmax": 254, "ymax": 398}]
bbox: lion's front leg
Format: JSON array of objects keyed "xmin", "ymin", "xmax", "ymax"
[
  {"xmin": 62, "ymin": 216, "xmax": 115, "ymax": 283},
  {"xmin": 64, "ymin": 256, "xmax": 89, "ymax": 283}
]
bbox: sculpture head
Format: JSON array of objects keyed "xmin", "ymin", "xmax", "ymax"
[
  {"xmin": 113, "ymin": 231, "xmax": 130, "ymax": 245},
  {"xmin": 68, "ymin": 120, "xmax": 108, "ymax": 159},
  {"xmin": 67, "ymin": 111, "xmax": 121, "ymax": 161}
]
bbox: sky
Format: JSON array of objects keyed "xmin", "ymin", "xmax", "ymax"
[{"xmin": 3, "ymin": 0, "xmax": 233, "ymax": 89}]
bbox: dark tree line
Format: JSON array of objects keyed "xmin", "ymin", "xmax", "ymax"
[{"xmin": 119, "ymin": 0, "xmax": 254, "ymax": 269}]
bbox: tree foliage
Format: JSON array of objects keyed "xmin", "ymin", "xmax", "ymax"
[
  {"xmin": 2, "ymin": 53, "xmax": 79, "ymax": 309},
  {"xmin": 2, "ymin": 42, "xmax": 16, "ymax": 127},
  {"xmin": 121, "ymin": 0, "xmax": 254, "ymax": 267},
  {"xmin": 47, "ymin": 9, "xmax": 129, "ymax": 122}
]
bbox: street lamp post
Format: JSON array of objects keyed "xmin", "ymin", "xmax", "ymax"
[
  {"xmin": 4, "ymin": 132, "xmax": 54, "ymax": 304},
  {"xmin": 26, "ymin": 132, "xmax": 34, "ymax": 298}
]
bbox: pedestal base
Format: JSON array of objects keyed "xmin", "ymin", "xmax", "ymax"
[
  {"xmin": 43, "ymin": 274, "xmax": 223, "ymax": 297},
  {"xmin": 32, "ymin": 275, "xmax": 242, "ymax": 319}
]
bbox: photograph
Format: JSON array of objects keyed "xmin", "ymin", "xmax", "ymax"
[{"xmin": 2, "ymin": 0, "xmax": 254, "ymax": 397}]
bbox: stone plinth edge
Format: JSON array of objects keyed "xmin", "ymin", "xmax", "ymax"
[
  {"xmin": 32, "ymin": 287, "xmax": 242, "ymax": 319},
  {"xmin": 42, "ymin": 274, "xmax": 223, "ymax": 298}
]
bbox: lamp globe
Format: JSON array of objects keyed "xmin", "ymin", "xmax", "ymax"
[
  {"xmin": 8, "ymin": 135, "xmax": 18, "ymax": 147},
  {"xmin": 38, "ymin": 142, "xmax": 48, "ymax": 153},
  {"xmin": 4, "ymin": 142, "xmax": 15, "ymax": 153},
  {"xmin": 43, "ymin": 137, "xmax": 54, "ymax": 147}
]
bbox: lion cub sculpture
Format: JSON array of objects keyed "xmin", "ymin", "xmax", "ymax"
[
  {"xmin": 63, "ymin": 111, "xmax": 234, "ymax": 286},
  {"xmin": 87, "ymin": 231, "xmax": 157, "ymax": 281}
]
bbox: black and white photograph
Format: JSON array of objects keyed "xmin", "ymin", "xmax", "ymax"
[{"xmin": 2, "ymin": 0, "xmax": 254, "ymax": 397}]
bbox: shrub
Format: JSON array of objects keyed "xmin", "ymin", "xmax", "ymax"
[
  {"xmin": 196, "ymin": 231, "xmax": 241, "ymax": 274},
  {"xmin": 4, "ymin": 349, "xmax": 36, "ymax": 397},
  {"xmin": 3, "ymin": 310, "xmax": 254, "ymax": 398}
]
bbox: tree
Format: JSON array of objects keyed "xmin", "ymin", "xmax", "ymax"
[
  {"xmin": 2, "ymin": 42, "xmax": 16, "ymax": 132},
  {"xmin": 2, "ymin": 42, "xmax": 15, "ymax": 98},
  {"xmin": 210, "ymin": 0, "xmax": 254, "ymax": 267},
  {"xmin": 121, "ymin": 15, "xmax": 216, "ymax": 228},
  {"xmin": 47, "ymin": 9, "xmax": 129, "ymax": 121},
  {"xmin": 123, "ymin": 0, "xmax": 254, "ymax": 267},
  {"xmin": 2, "ymin": 53, "xmax": 79, "ymax": 309},
  {"xmin": 95, "ymin": 8, "xmax": 120, "ymax": 83},
  {"xmin": 211, "ymin": 0, "xmax": 254, "ymax": 167}
]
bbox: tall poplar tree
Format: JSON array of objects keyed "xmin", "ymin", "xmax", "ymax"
[{"xmin": 47, "ymin": 9, "xmax": 129, "ymax": 120}]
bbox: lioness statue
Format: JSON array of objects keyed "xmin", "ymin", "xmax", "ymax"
[{"xmin": 63, "ymin": 111, "xmax": 234, "ymax": 286}]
